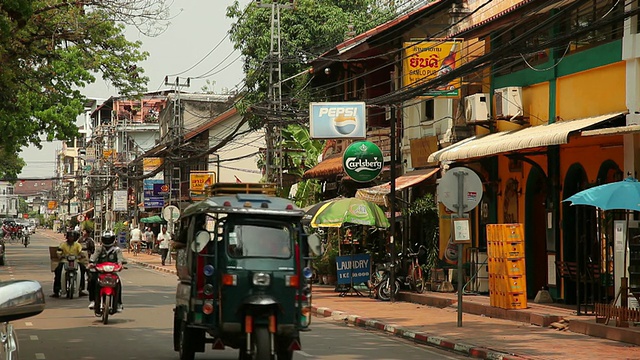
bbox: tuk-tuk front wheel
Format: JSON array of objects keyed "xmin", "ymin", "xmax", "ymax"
[{"xmin": 240, "ymin": 326, "xmax": 272, "ymax": 360}]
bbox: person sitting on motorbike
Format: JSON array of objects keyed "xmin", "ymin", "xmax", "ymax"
[
  {"xmin": 51, "ymin": 230, "xmax": 84, "ymax": 298},
  {"xmin": 88, "ymin": 230, "xmax": 124, "ymax": 312}
]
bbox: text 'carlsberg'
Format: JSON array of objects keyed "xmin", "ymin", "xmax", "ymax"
[{"xmin": 344, "ymin": 157, "xmax": 382, "ymax": 173}]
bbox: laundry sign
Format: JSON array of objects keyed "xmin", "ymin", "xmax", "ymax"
[{"xmin": 335, "ymin": 253, "xmax": 371, "ymax": 285}]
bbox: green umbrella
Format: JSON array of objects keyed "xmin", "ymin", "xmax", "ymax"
[
  {"xmin": 140, "ymin": 215, "xmax": 166, "ymax": 224},
  {"xmin": 310, "ymin": 198, "xmax": 390, "ymax": 228}
]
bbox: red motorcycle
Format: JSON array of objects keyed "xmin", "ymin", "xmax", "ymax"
[{"xmin": 94, "ymin": 262, "xmax": 123, "ymax": 324}]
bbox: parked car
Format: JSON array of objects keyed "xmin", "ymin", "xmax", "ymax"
[{"xmin": 0, "ymin": 280, "xmax": 46, "ymax": 359}]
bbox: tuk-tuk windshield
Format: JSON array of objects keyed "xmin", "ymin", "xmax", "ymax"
[
  {"xmin": 228, "ymin": 224, "xmax": 292, "ymax": 259},
  {"xmin": 227, "ymin": 222, "xmax": 292, "ymax": 259}
]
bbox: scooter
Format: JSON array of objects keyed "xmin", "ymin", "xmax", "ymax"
[
  {"xmin": 60, "ymin": 255, "xmax": 80, "ymax": 299},
  {"xmin": 94, "ymin": 262, "xmax": 123, "ymax": 325}
]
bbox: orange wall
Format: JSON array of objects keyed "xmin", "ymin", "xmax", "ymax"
[
  {"xmin": 559, "ymin": 136, "xmax": 624, "ymax": 186},
  {"xmin": 556, "ymin": 62, "xmax": 626, "ymax": 120},
  {"xmin": 496, "ymin": 154, "xmax": 547, "ymax": 224}
]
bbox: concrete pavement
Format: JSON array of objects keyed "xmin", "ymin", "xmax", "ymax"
[{"xmin": 42, "ymin": 228, "xmax": 638, "ymax": 360}]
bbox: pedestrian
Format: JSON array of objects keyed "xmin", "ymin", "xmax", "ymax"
[
  {"xmin": 77, "ymin": 229, "xmax": 95, "ymax": 297},
  {"xmin": 129, "ymin": 224, "xmax": 142, "ymax": 256},
  {"xmin": 157, "ymin": 226, "xmax": 171, "ymax": 266},
  {"xmin": 144, "ymin": 227, "xmax": 154, "ymax": 255}
]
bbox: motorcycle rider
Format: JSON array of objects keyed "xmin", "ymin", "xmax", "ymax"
[
  {"xmin": 88, "ymin": 230, "xmax": 124, "ymax": 312},
  {"xmin": 51, "ymin": 229, "xmax": 84, "ymax": 298}
]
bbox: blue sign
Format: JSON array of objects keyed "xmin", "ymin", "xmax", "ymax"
[
  {"xmin": 335, "ymin": 253, "xmax": 371, "ymax": 285},
  {"xmin": 143, "ymin": 179, "xmax": 164, "ymax": 190},
  {"xmin": 309, "ymin": 102, "xmax": 366, "ymax": 139},
  {"xmin": 153, "ymin": 183, "xmax": 177, "ymax": 196},
  {"xmin": 143, "ymin": 197, "xmax": 164, "ymax": 208}
]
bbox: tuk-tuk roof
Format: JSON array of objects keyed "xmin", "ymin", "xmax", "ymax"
[{"xmin": 182, "ymin": 194, "xmax": 304, "ymax": 219}]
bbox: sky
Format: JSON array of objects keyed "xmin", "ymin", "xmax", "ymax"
[{"xmin": 19, "ymin": 0, "xmax": 251, "ymax": 179}]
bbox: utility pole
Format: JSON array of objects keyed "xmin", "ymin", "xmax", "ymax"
[
  {"xmin": 258, "ymin": 1, "xmax": 293, "ymax": 189},
  {"xmin": 163, "ymin": 77, "xmax": 190, "ymax": 214}
]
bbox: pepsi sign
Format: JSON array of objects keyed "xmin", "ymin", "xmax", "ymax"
[{"xmin": 309, "ymin": 102, "xmax": 366, "ymax": 139}]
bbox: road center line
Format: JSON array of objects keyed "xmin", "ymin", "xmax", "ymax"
[
  {"xmin": 297, "ymin": 351, "xmax": 313, "ymax": 357},
  {"xmin": 25, "ymin": 322, "xmax": 33, "ymax": 327},
  {"xmin": 35, "ymin": 353, "xmax": 46, "ymax": 359},
  {"xmin": 30, "ymin": 335, "xmax": 39, "ymax": 341}
]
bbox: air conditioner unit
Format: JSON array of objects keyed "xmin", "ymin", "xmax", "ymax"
[
  {"xmin": 464, "ymin": 93, "xmax": 489, "ymax": 123},
  {"xmin": 495, "ymin": 87, "xmax": 523, "ymax": 120}
]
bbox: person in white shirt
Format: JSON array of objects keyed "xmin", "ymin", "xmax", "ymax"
[
  {"xmin": 157, "ymin": 226, "xmax": 171, "ymax": 266},
  {"xmin": 129, "ymin": 224, "xmax": 143, "ymax": 256}
]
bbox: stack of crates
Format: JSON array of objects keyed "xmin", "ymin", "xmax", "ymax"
[{"xmin": 486, "ymin": 224, "xmax": 527, "ymax": 309}]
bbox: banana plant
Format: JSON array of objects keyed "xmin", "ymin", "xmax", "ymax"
[{"xmin": 281, "ymin": 124, "xmax": 324, "ymax": 207}]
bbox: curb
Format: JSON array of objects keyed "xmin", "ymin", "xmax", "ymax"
[
  {"xmin": 311, "ymin": 306, "xmax": 532, "ymax": 360},
  {"xmin": 126, "ymin": 257, "xmax": 177, "ymax": 275}
]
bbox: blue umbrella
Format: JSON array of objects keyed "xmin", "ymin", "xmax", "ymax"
[{"xmin": 563, "ymin": 177, "xmax": 640, "ymax": 211}]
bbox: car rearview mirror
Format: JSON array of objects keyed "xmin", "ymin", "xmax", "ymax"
[
  {"xmin": 0, "ymin": 280, "xmax": 45, "ymax": 323},
  {"xmin": 306, "ymin": 233, "xmax": 323, "ymax": 257}
]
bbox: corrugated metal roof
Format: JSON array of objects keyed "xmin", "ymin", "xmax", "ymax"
[
  {"xmin": 582, "ymin": 124, "xmax": 640, "ymax": 137},
  {"xmin": 429, "ymin": 112, "xmax": 625, "ymax": 162}
]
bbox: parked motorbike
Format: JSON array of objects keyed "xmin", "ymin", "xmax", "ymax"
[
  {"xmin": 60, "ymin": 255, "xmax": 80, "ymax": 299},
  {"xmin": 368, "ymin": 261, "xmax": 400, "ymax": 301},
  {"xmin": 93, "ymin": 262, "xmax": 123, "ymax": 325}
]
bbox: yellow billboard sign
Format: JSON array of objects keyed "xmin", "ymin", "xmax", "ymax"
[
  {"xmin": 47, "ymin": 200, "xmax": 58, "ymax": 210},
  {"xmin": 403, "ymin": 40, "xmax": 461, "ymax": 98},
  {"xmin": 143, "ymin": 157, "xmax": 164, "ymax": 173},
  {"xmin": 190, "ymin": 172, "xmax": 216, "ymax": 192}
]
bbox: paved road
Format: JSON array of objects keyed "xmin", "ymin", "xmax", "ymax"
[{"xmin": 1, "ymin": 232, "xmax": 466, "ymax": 360}]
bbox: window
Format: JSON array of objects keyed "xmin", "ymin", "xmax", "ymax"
[
  {"xmin": 227, "ymin": 223, "xmax": 292, "ymax": 259},
  {"xmin": 559, "ymin": 0, "xmax": 624, "ymax": 54},
  {"xmin": 423, "ymin": 99, "xmax": 435, "ymax": 121}
]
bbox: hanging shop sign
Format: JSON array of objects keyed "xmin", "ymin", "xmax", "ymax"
[
  {"xmin": 402, "ymin": 40, "xmax": 462, "ymax": 98},
  {"xmin": 342, "ymin": 141, "xmax": 383, "ymax": 183},
  {"xmin": 309, "ymin": 102, "xmax": 366, "ymax": 139},
  {"xmin": 190, "ymin": 172, "xmax": 216, "ymax": 192}
]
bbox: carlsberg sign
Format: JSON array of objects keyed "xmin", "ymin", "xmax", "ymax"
[{"xmin": 343, "ymin": 141, "xmax": 383, "ymax": 182}]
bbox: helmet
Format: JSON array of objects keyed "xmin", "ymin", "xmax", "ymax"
[
  {"xmin": 101, "ymin": 231, "xmax": 117, "ymax": 248},
  {"xmin": 66, "ymin": 230, "xmax": 80, "ymax": 242}
]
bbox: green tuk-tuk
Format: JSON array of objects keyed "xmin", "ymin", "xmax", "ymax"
[{"xmin": 172, "ymin": 184, "xmax": 320, "ymax": 360}]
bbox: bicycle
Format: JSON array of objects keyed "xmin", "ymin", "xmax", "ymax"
[
  {"xmin": 129, "ymin": 241, "xmax": 141, "ymax": 256},
  {"xmin": 405, "ymin": 244, "xmax": 427, "ymax": 293}
]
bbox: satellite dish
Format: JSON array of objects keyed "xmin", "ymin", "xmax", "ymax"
[{"xmin": 437, "ymin": 166, "xmax": 484, "ymax": 213}]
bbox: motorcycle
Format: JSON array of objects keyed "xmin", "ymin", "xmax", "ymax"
[
  {"xmin": 93, "ymin": 262, "xmax": 123, "ymax": 325},
  {"xmin": 21, "ymin": 227, "xmax": 30, "ymax": 248},
  {"xmin": 368, "ymin": 261, "xmax": 400, "ymax": 301},
  {"xmin": 60, "ymin": 255, "xmax": 80, "ymax": 299}
]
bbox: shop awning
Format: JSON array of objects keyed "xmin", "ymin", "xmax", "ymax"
[
  {"xmin": 428, "ymin": 112, "xmax": 626, "ymax": 162},
  {"xmin": 581, "ymin": 124, "xmax": 640, "ymax": 137},
  {"xmin": 355, "ymin": 167, "xmax": 439, "ymax": 205},
  {"xmin": 303, "ymin": 156, "xmax": 343, "ymax": 179}
]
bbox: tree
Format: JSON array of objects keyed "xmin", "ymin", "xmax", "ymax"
[
  {"xmin": 226, "ymin": 0, "xmax": 397, "ymax": 126},
  {"xmin": 0, "ymin": 0, "xmax": 171, "ymax": 178},
  {"xmin": 280, "ymin": 125, "xmax": 323, "ymax": 207}
]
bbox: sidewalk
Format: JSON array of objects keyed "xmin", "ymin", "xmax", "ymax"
[{"xmin": 97, "ymin": 241, "xmax": 640, "ymax": 360}]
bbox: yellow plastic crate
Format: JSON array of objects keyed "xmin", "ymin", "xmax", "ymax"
[
  {"xmin": 504, "ymin": 258, "xmax": 526, "ymax": 276},
  {"xmin": 506, "ymin": 292, "xmax": 527, "ymax": 309}
]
